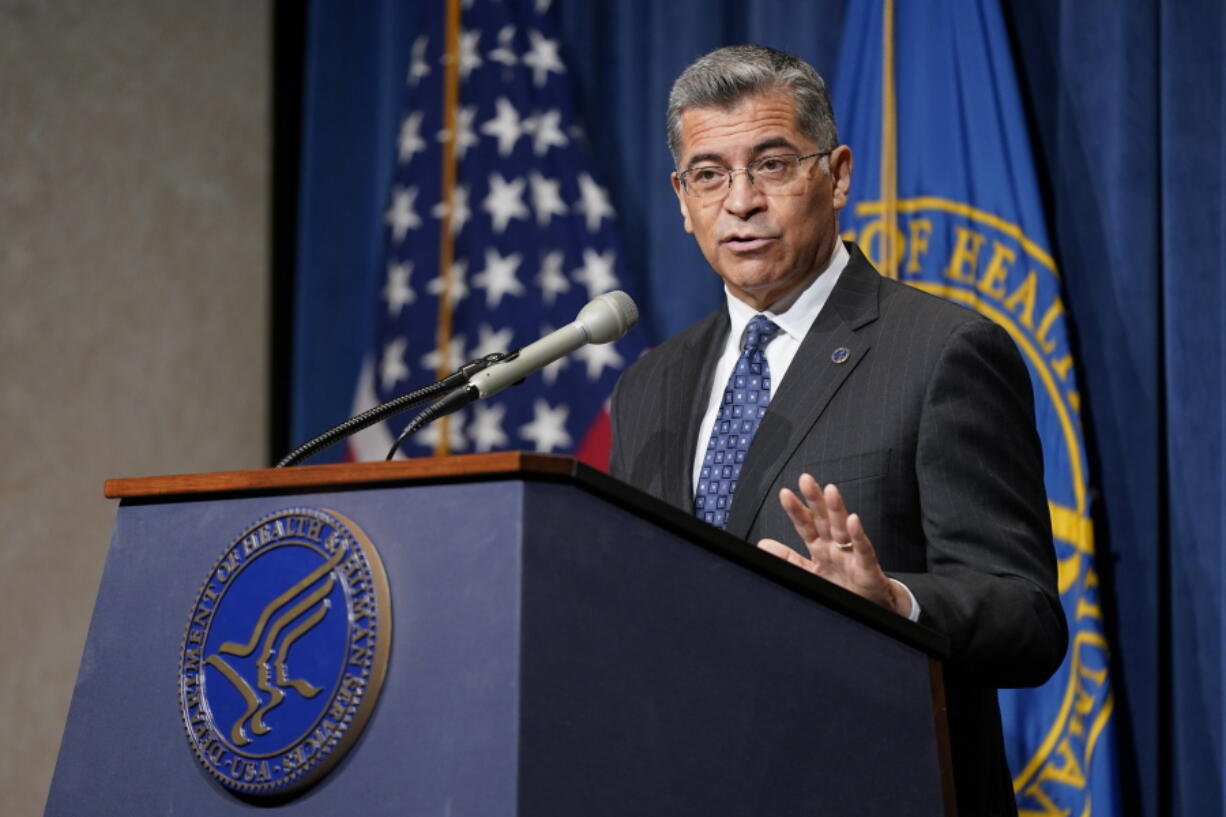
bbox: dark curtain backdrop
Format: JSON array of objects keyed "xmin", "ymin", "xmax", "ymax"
[{"xmin": 288, "ymin": 2, "xmax": 1226, "ymax": 815}]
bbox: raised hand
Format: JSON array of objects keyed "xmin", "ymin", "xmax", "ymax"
[{"xmin": 756, "ymin": 473, "xmax": 912, "ymax": 617}]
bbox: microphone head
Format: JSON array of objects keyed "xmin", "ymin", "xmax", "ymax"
[{"xmin": 577, "ymin": 291, "xmax": 639, "ymax": 344}]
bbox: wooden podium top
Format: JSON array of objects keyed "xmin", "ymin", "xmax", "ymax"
[{"xmin": 104, "ymin": 452, "xmax": 579, "ymax": 499}]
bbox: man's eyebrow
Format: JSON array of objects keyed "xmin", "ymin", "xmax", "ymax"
[
  {"xmin": 682, "ymin": 137, "xmax": 802, "ymax": 169},
  {"xmin": 752, "ymin": 137, "xmax": 800, "ymax": 154},
  {"xmin": 683, "ymin": 151, "xmax": 725, "ymax": 169}
]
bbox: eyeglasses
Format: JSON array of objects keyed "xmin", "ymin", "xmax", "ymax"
[{"xmin": 676, "ymin": 151, "xmax": 830, "ymax": 199}]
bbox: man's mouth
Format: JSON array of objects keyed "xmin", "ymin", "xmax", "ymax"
[{"xmin": 721, "ymin": 234, "xmax": 776, "ymax": 252}]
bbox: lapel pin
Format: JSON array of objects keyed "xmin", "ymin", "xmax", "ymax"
[{"xmin": 831, "ymin": 347, "xmax": 851, "ymax": 364}]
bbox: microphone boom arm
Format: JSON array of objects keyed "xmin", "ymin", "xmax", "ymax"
[{"xmin": 275, "ymin": 353, "xmax": 508, "ymax": 467}]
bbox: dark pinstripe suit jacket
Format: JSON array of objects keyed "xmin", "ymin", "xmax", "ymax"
[{"xmin": 609, "ymin": 243, "xmax": 1067, "ymax": 817}]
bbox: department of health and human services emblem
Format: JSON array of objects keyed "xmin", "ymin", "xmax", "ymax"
[{"xmin": 177, "ymin": 508, "xmax": 391, "ymax": 797}]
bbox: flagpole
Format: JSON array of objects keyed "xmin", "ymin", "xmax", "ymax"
[
  {"xmin": 433, "ymin": 0, "xmax": 463, "ymax": 456},
  {"xmin": 880, "ymin": 0, "xmax": 899, "ymax": 279}
]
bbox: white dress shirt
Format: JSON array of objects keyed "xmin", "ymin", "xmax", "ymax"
[
  {"xmin": 690, "ymin": 241, "xmax": 920, "ymax": 621},
  {"xmin": 691, "ymin": 240, "xmax": 850, "ymax": 492}
]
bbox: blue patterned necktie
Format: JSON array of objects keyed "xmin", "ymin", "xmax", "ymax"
[{"xmin": 694, "ymin": 314, "xmax": 781, "ymax": 528}]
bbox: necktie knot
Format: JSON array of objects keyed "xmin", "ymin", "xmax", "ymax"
[{"xmin": 743, "ymin": 315, "xmax": 780, "ymax": 354}]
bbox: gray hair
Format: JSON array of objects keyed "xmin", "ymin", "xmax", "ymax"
[{"xmin": 666, "ymin": 45, "xmax": 839, "ymax": 167}]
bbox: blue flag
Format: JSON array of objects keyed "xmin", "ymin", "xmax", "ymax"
[
  {"xmin": 348, "ymin": 0, "xmax": 645, "ymax": 466},
  {"xmin": 834, "ymin": 1, "xmax": 1119, "ymax": 814}
]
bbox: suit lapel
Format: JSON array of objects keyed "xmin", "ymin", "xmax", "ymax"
[
  {"xmin": 659, "ymin": 310, "xmax": 729, "ymax": 510},
  {"xmin": 724, "ymin": 248, "xmax": 883, "ymax": 540}
]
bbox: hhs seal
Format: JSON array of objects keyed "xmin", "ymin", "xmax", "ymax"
[{"xmin": 178, "ymin": 508, "xmax": 391, "ymax": 797}]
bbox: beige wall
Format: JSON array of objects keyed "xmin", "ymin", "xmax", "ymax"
[{"xmin": 0, "ymin": 2, "xmax": 270, "ymax": 813}]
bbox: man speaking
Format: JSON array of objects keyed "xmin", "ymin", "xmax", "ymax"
[{"xmin": 609, "ymin": 45, "xmax": 1067, "ymax": 817}]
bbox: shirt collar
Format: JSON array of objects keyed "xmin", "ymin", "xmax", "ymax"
[{"xmin": 723, "ymin": 240, "xmax": 851, "ymax": 345}]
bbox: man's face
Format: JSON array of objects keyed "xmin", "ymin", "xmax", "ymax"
[{"xmin": 672, "ymin": 91, "xmax": 852, "ymax": 310}]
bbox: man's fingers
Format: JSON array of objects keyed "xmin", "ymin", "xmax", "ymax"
[
  {"xmin": 824, "ymin": 483, "xmax": 852, "ymax": 544},
  {"xmin": 847, "ymin": 512, "xmax": 870, "ymax": 547},
  {"xmin": 762, "ymin": 497, "xmax": 896, "ymax": 615},
  {"xmin": 757, "ymin": 538, "xmax": 819, "ymax": 573},
  {"xmin": 798, "ymin": 474, "xmax": 833, "ymax": 541},
  {"xmin": 842, "ymin": 513, "xmax": 880, "ymax": 562},
  {"xmin": 779, "ymin": 488, "xmax": 821, "ymax": 543}
]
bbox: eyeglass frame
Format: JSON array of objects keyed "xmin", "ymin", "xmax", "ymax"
[{"xmin": 674, "ymin": 150, "xmax": 832, "ymax": 198}]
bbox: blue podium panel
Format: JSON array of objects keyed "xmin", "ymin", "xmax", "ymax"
[
  {"xmin": 45, "ymin": 467, "xmax": 948, "ymax": 816},
  {"xmin": 45, "ymin": 482, "xmax": 527, "ymax": 817},
  {"xmin": 517, "ymin": 482, "xmax": 945, "ymax": 817}
]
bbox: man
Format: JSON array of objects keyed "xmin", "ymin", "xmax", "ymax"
[{"xmin": 609, "ymin": 45, "xmax": 1067, "ymax": 816}]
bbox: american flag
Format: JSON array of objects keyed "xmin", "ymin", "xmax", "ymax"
[{"xmin": 347, "ymin": 0, "xmax": 645, "ymax": 466}]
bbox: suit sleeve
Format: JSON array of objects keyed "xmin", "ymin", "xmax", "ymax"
[{"xmin": 890, "ymin": 318, "xmax": 1068, "ymax": 688}]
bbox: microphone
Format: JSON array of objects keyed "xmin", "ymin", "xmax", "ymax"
[
  {"xmin": 383, "ymin": 291, "xmax": 639, "ymax": 460},
  {"xmin": 468, "ymin": 290, "xmax": 639, "ymax": 399}
]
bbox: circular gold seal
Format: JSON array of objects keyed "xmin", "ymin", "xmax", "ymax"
[{"xmin": 177, "ymin": 508, "xmax": 391, "ymax": 797}]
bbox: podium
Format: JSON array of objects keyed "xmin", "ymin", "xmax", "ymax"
[{"xmin": 44, "ymin": 453, "xmax": 954, "ymax": 816}]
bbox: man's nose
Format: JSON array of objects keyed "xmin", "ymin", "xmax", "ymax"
[{"xmin": 723, "ymin": 169, "xmax": 766, "ymax": 217}]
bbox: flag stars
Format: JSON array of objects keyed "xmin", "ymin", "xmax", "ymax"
[
  {"xmin": 522, "ymin": 30, "xmax": 565, "ymax": 87},
  {"xmin": 408, "ymin": 35, "xmax": 430, "ymax": 86},
  {"xmin": 382, "ymin": 262, "xmax": 416, "ymax": 317},
  {"xmin": 472, "ymin": 248, "xmax": 525, "ymax": 308},
  {"xmin": 527, "ymin": 109, "xmax": 568, "ymax": 155},
  {"xmin": 419, "ymin": 333, "xmax": 468, "ymax": 375},
  {"xmin": 574, "ymin": 173, "xmax": 615, "ymax": 232},
  {"xmin": 470, "ymin": 323, "xmax": 515, "ymax": 359},
  {"xmin": 438, "ymin": 106, "xmax": 478, "ymax": 160},
  {"xmin": 574, "ymin": 341, "xmax": 625, "ymax": 381},
  {"xmin": 398, "ymin": 111, "xmax": 427, "ymax": 164},
  {"xmin": 469, "ymin": 403, "xmax": 510, "ymax": 452},
  {"xmin": 379, "ymin": 336, "xmax": 410, "ymax": 392},
  {"xmin": 535, "ymin": 249, "xmax": 570, "ymax": 305},
  {"xmin": 363, "ymin": 17, "xmax": 642, "ymax": 465},
  {"xmin": 455, "ymin": 107, "xmax": 479, "ymax": 158},
  {"xmin": 518, "ymin": 399, "xmax": 572, "ymax": 452},
  {"xmin": 488, "ymin": 25, "xmax": 517, "ymax": 67},
  {"xmin": 528, "ymin": 171, "xmax": 568, "ymax": 226},
  {"xmin": 481, "ymin": 97, "xmax": 526, "ymax": 156},
  {"xmin": 572, "ymin": 248, "xmax": 618, "ymax": 298},
  {"xmin": 427, "ymin": 259, "xmax": 469, "ymax": 305},
  {"xmin": 431, "ymin": 184, "xmax": 471, "ymax": 236},
  {"xmin": 385, "ymin": 186, "xmax": 421, "ymax": 242},
  {"xmin": 483, "ymin": 173, "xmax": 530, "ymax": 233},
  {"xmin": 458, "ymin": 29, "xmax": 483, "ymax": 81}
]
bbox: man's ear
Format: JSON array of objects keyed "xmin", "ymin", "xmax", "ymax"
[
  {"xmin": 828, "ymin": 145, "xmax": 854, "ymax": 212},
  {"xmin": 671, "ymin": 173, "xmax": 695, "ymax": 234}
]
